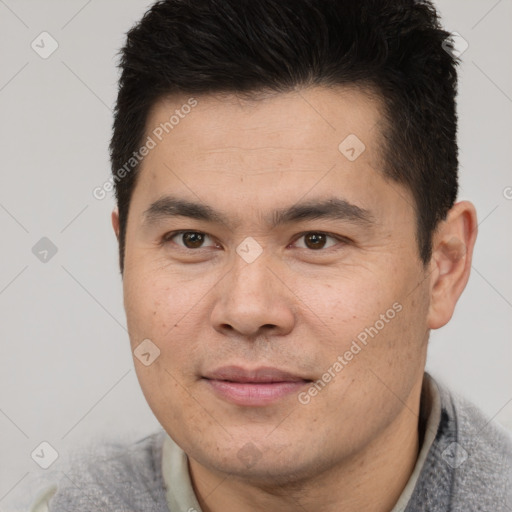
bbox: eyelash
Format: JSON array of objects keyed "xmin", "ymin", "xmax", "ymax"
[{"xmin": 161, "ymin": 230, "xmax": 350, "ymax": 252}]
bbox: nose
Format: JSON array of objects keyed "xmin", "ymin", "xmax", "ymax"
[{"xmin": 210, "ymin": 253, "xmax": 295, "ymax": 340}]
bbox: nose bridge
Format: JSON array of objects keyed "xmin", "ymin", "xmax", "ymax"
[
  {"xmin": 211, "ymin": 246, "xmax": 295, "ymax": 337},
  {"xmin": 227, "ymin": 249, "xmax": 274, "ymax": 306}
]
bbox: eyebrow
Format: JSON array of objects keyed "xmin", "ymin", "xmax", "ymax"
[{"xmin": 142, "ymin": 195, "xmax": 374, "ymax": 230}]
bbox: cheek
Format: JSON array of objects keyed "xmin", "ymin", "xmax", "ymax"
[
  {"xmin": 122, "ymin": 264, "xmax": 211, "ymax": 376},
  {"xmin": 123, "ymin": 263, "xmax": 190, "ymax": 337},
  {"xmin": 297, "ymin": 260, "xmax": 429, "ymax": 370},
  {"xmin": 293, "ymin": 267, "xmax": 395, "ymax": 332},
  {"xmin": 123, "ymin": 274, "xmax": 168, "ymax": 345},
  {"xmin": 123, "ymin": 270, "xmax": 201, "ymax": 418}
]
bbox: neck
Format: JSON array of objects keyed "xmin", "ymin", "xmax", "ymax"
[{"xmin": 188, "ymin": 379, "xmax": 423, "ymax": 512}]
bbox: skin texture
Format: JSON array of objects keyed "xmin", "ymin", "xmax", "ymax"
[{"xmin": 112, "ymin": 86, "xmax": 477, "ymax": 512}]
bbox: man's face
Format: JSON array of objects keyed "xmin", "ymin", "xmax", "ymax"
[{"xmin": 120, "ymin": 86, "xmax": 432, "ymax": 483}]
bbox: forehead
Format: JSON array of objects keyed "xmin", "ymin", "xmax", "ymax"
[
  {"xmin": 144, "ymin": 85, "xmax": 384, "ymax": 158},
  {"xmin": 140, "ymin": 86, "xmax": 383, "ymax": 177},
  {"xmin": 129, "ymin": 86, "xmax": 413, "ymax": 230}
]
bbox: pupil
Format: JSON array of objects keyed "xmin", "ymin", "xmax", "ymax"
[
  {"xmin": 184, "ymin": 232, "xmax": 204, "ymax": 248},
  {"xmin": 306, "ymin": 233, "xmax": 326, "ymax": 249}
]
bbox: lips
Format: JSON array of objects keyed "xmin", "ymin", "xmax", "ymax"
[
  {"xmin": 202, "ymin": 366, "xmax": 312, "ymax": 406},
  {"xmin": 203, "ymin": 365, "xmax": 311, "ymax": 383}
]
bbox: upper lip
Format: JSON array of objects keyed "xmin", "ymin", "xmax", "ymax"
[{"xmin": 203, "ymin": 366, "xmax": 311, "ymax": 383}]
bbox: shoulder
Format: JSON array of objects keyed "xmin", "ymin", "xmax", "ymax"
[
  {"xmin": 420, "ymin": 376, "xmax": 512, "ymax": 510},
  {"xmin": 440, "ymin": 380, "xmax": 512, "ymax": 462},
  {"xmin": 446, "ymin": 384, "xmax": 512, "ymax": 501},
  {"xmin": 28, "ymin": 430, "xmax": 169, "ymax": 512}
]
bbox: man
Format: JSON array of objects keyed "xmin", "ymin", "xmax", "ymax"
[{"xmin": 31, "ymin": 0, "xmax": 512, "ymax": 510}]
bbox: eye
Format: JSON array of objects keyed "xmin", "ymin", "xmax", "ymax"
[
  {"xmin": 161, "ymin": 230, "xmax": 348, "ymax": 253},
  {"xmin": 292, "ymin": 232, "xmax": 346, "ymax": 250},
  {"xmin": 163, "ymin": 231, "xmax": 217, "ymax": 249}
]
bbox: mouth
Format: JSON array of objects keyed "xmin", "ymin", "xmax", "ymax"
[{"xmin": 202, "ymin": 366, "xmax": 313, "ymax": 406}]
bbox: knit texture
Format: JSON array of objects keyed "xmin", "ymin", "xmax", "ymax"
[
  {"xmin": 47, "ymin": 431, "xmax": 170, "ymax": 512},
  {"xmin": 404, "ymin": 381, "xmax": 512, "ymax": 511},
  {"xmin": 45, "ymin": 377, "xmax": 512, "ymax": 511}
]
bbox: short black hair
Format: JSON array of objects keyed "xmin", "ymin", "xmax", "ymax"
[{"xmin": 110, "ymin": 0, "xmax": 459, "ymax": 273}]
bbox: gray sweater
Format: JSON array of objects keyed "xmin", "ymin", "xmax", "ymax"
[{"xmin": 36, "ymin": 375, "xmax": 512, "ymax": 511}]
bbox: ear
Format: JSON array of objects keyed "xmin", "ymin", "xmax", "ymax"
[
  {"xmin": 426, "ymin": 201, "xmax": 478, "ymax": 330},
  {"xmin": 111, "ymin": 207, "xmax": 120, "ymax": 241}
]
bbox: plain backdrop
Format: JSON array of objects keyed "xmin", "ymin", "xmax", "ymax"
[{"xmin": 1, "ymin": 0, "xmax": 511, "ymax": 510}]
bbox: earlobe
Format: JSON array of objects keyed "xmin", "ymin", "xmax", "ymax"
[
  {"xmin": 427, "ymin": 201, "xmax": 478, "ymax": 330},
  {"xmin": 111, "ymin": 207, "xmax": 120, "ymax": 241}
]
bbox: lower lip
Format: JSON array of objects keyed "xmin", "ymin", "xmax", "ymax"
[{"xmin": 204, "ymin": 379, "xmax": 310, "ymax": 406}]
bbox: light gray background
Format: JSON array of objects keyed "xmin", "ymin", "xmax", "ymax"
[{"xmin": 1, "ymin": 0, "xmax": 511, "ymax": 510}]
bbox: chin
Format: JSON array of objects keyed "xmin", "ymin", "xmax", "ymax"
[{"xmin": 191, "ymin": 438, "xmax": 322, "ymax": 485}]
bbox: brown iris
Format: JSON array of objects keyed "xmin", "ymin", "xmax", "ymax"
[
  {"xmin": 181, "ymin": 232, "xmax": 205, "ymax": 248},
  {"xmin": 303, "ymin": 233, "xmax": 327, "ymax": 250}
]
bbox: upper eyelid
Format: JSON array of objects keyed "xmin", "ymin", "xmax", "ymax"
[{"xmin": 291, "ymin": 231, "xmax": 348, "ymax": 243}]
